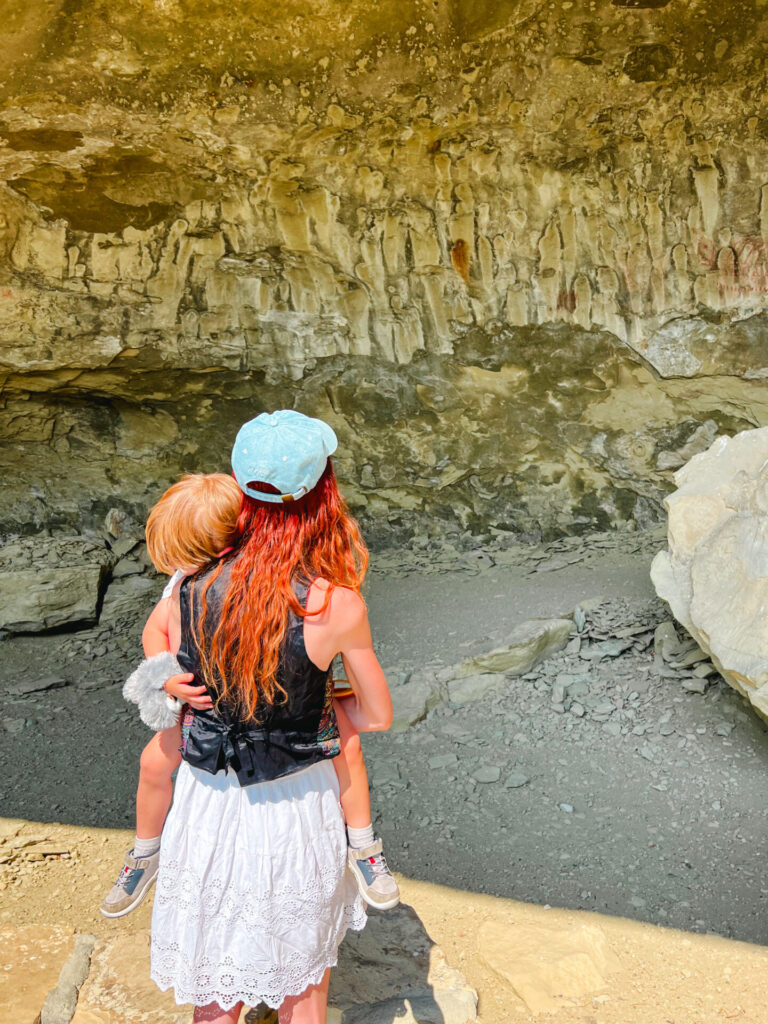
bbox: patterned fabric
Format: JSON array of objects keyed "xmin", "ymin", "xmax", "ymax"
[
  {"xmin": 180, "ymin": 704, "xmax": 194, "ymax": 754},
  {"xmin": 150, "ymin": 759, "xmax": 366, "ymax": 1009},
  {"xmin": 316, "ymin": 675, "xmax": 341, "ymax": 757}
]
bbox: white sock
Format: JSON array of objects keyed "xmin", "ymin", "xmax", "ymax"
[
  {"xmin": 347, "ymin": 824, "xmax": 375, "ymax": 849},
  {"xmin": 133, "ymin": 835, "xmax": 161, "ymax": 858}
]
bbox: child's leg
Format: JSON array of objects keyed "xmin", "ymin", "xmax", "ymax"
[
  {"xmin": 334, "ymin": 698, "xmax": 399, "ymax": 910},
  {"xmin": 136, "ymin": 721, "xmax": 182, "ymax": 839},
  {"xmin": 333, "ymin": 697, "xmax": 371, "ymax": 829},
  {"xmin": 100, "ymin": 721, "xmax": 181, "ymax": 918}
]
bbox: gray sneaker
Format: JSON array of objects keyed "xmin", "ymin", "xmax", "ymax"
[
  {"xmin": 347, "ymin": 838, "xmax": 400, "ymax": 911},
  {"xmin": 100, "ymin": 848, "xmax": 160, "ymax": 918}
]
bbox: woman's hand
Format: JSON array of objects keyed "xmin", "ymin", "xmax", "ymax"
[{"xmin": 163, "ymin": 673, "xmax": 214, "ymax": 710}]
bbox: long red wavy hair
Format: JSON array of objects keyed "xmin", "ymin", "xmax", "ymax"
[{"xmin": 190, "ymin": 460, "xmax": 368, "ymax": 720}]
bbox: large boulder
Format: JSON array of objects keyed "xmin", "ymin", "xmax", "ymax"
[{"xmin": 651, "ymin": 426, "xmax": 768, "ymax": 720}]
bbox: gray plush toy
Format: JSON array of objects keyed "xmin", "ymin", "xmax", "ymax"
[{"xmin": 123, "ymin": 651, "xmax": 184, "ymax": 731}]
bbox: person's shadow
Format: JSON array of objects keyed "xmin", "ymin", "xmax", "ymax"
[{"xmin": 244, "ymin": 903, "xmax": 475, "ymax": 1023}]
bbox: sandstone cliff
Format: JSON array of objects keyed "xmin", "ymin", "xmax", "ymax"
[{"xmin": 2, "ymin": 1, "xmax": 768, "ymax": 541}]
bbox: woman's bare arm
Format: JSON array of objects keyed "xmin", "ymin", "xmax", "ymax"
[{"xmin": 329, "ymin": 588, "xmax": 393, "ymax": 733}]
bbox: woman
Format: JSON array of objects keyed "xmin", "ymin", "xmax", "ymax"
[{"xmin": 150, "ymin": 410, "xmax": 393, "ymax": 1023}]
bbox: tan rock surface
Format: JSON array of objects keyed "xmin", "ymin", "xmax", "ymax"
[
  {"xmin": 5, "ymin": 818, "xmax": 768, "ymax": 1023},
  {"xmin": 478, "ymin": 919, "xmax": 619, "ymax": 1014},
  {"xmin": 0, "ymin": 924, "xmax": 75, "ymax": 1024},
  {"xmin": 71, "ymin": 931, "xmax": 190, "ymax": 1024}
]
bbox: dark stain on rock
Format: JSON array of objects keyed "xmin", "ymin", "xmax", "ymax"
[
  {"xmin": 6, "ymin": 148, "xmax": 200, "ymax": 233},
  {"xmin": 451, "ymin": 238, "xmax": 471, "ymax": 283},
  {"xmin": 0, "ymin": 128, "xmax": 84, "ymax": 152},
  {"xmin": 623, "ymin": 43, "xmax": 674, "ymax": 82},
  {"xmin": 10, "ymin": 168, "xmax": 175, "ymax": 233}
]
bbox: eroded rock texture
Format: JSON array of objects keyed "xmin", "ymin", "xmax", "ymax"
[
  {"xmin": 3, "ymin": 1, "xmax": 768, "ymax": 541},
  {"xmin": 651, "ymin": 427, "xmax": 768, "ymax": 722}
]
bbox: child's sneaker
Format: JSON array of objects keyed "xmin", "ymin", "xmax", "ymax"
[
  {"xmin": 100, "ymin": 848, "xmax": 160, "ymax": 918},
  {"xmin": 347, "ymin": 838, "xmax": 400, "ymax": 910}
]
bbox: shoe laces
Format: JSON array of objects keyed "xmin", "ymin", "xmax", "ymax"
[
  {"xmin": 367, "ymin": 851, "xmax": 391, "ymax": 877},
  {"xmin": 115, "ymin": 860, "xmax": 140, "ymax": 890}
]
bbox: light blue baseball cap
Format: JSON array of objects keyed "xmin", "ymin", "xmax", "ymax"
[{"xmin": 231, "ymin": 410, "xmax": 338, "ymax": 503}]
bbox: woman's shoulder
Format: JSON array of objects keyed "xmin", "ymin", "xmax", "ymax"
[{"xmin": 307, "ymin": 578, "xmax": 366, "ymax": 623}]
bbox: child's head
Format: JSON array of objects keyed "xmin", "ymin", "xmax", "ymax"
[{"xmin": 145, "ymin": 473, "xmax": 243, "ymax": 575}]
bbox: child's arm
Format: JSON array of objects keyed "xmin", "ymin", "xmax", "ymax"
[
  {"xmin": 142, "ymin": 599, "xmax": 172, "ymax": 657},
  {"xmin": 123, "ymin": 593, "xmax": 212, "ymax": 727}
]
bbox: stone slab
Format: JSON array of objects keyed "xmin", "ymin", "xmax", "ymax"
[
  {"xmin": 69, "ymin": 906, "xmax": 476, "ymax": 1023},
  {"xmin": 441, "ymin": 618, "xmax": 574, "ymax": 681},
  {"xmin": 0, "ymin": 566, "xmax": 105, "ymax": 634}
]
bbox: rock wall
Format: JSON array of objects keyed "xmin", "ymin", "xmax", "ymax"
[{"xmin": 3, "ymin": 1, "xmax": 768, "ymax": 542}]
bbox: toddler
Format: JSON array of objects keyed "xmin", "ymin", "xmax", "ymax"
[
  {"xmin": 100, "ymin": 473, "xmax": 241, "ymax": 917},
  {"xmin": 101, "ymin": 473, "xmax": 398, "ymax": 917}
]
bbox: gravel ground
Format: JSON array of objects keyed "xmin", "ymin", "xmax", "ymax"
[{"xmin": 2, "ymin": 526, "xmax": 768, "ymax": 945}]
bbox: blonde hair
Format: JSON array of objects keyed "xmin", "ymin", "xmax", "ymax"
[{"xmin": 145, "ymin": 473, "xmax": 243, "ymax": 575}]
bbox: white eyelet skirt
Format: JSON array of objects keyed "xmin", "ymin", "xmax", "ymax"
[{"xmin": 150, "ymin": 758, "xmax": 367, "ymax": 1010}]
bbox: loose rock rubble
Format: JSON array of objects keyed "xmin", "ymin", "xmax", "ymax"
[
  {"xmin": 387, "ymin": 616, "xmax": 575, "ymax": 731},
  {"xmin": 0, "ymin": 822, "xmax": 79, "ymax": 896},
  {"xmin": 359, "ymin": 580, "xmax": 768, "ymax": 942},
  {"xmin": 3, "ymin": 525, "xmax": 768, "ymax": 960}
]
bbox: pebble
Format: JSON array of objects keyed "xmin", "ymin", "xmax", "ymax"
[
  {"xmin": 428, "ymin": 753, "xmax": 458, "ymax": 769},
  {"xmin": 558, "ymin": 803, "xmax": 574, "ymax": 813},
  {"xmin": 2, "ymin": 718, "xmax": 28, "ymax": 735},
  {"xmin": 682, "ymin": 678, "xmax": 708, "ymax": 694},
  {"xmin": 473, "ymin": 766, "xmax": 501, "ymax": 784},
  {"xmin": 7, "ymin": 676, "xmax": 68, "ymax": 696},
  {"xmin": 504, "ymin": 771, "xmax": 530, "ymax": 789},
  {"xmin": 692, "ymin": 661, "xmax": 718, "ymax": 678}
]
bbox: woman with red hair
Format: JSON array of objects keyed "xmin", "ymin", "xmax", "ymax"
[{"xmin": 150, "ymin": 411, "xmax": 393, "ymax": 1023}]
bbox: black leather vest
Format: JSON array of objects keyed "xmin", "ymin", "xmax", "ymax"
[{"xmin": 176, "ymin": 558, "xmax": 340, "ymax": 787}]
